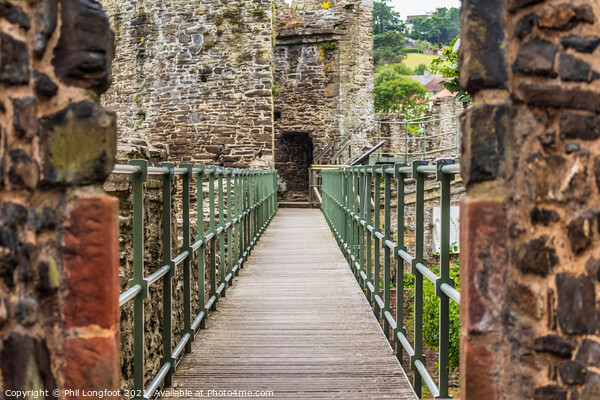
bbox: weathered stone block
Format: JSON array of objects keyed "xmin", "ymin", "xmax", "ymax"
[
  {"xmin": 567, "ymin": 212, "xmax": 596, "ymax": 253},
  {"xmin": 561, "ymin": 37, "xmax": 600, "ymax": 54},
  {"xmin": 0, "ymin": 33, "xmax": 29, "ymax": 85},
  {"xmin": 576, "ymin": 339, "xmax": 600, "ymax": 367},
  {"xmin": 15, "ymin": 298, "xmax": 38, "ymax": 326},
  {"xmin": 533, "ymin": 385, "xmax": 568, "ymax": 400},
  {"xmin": 559, "ymin": 53, "xmax": 600, "ymax": 83},
  {"xmin": 560, "ymin": 112, "xmax": 600, "ymax": 141},
  {"xmin": 33, "ymin": 71, "xmax": 58, "ymax": 99},
  {"xmin": 559, "ymin": 361, "xmax": 587, "ymax": 385},
  {"xmin": 63, "ymin": 334, "xmax": 120, "ymax": 397},
  {"xmin": 62, "ymin": 197, "xmax": 119, "ymax": 329},
  {"xmin": 556, "ymin": 274, "xmax": 598, "ymax": 334},
  {"xmin": 459, "ymin": 0, "xmax": 507, "ymax": 93},
  {"xmin": 1, "ymin": 333, "xmax": 57, "ymax": 396},
  {"xmin": 531, "ymin": 207, "xmax": 559, "ymax": 226},
  {"xmin": 512, "ymin": 39, "xmax": 558, "ymax": 77},
  {"xmin": 537, "ymin": 4, "xmax": 595, "ymax": 30},
  {"xmin": 515, "ymin": 14, "xmax": 536, "ymax": 39},
  {"xmin": 515, "ymin": 83, "xmax": 600, "ymax": 113},
  {"xmin": 460, "ymin": 104, "xmax": 510, "ymax": 185},
  {"xmin": 534, "ymin": 335, "xmax": 577, "ymax": 358},
  {"xmin": 31, "ymin": 0, "xmax": 58, "ymax": 58},
  {"xmin": 513, "ymin": 237, "xmax": 558, "ymax": 276},
  {"xmin": 8, "ymin": 149, "xmax": 39, "ymax": 189},
  {"xmin": 460, "ymin": 198, "xmax": 506, "ymax": 333},
  {"xmin": 461, "ymin": 339, "xmax": 498, "ymax": 400},
  {"xmin": 12, "ymin": 97, "xmax": 38, "ymax": 140},
  {"xmin": 40, "ymin": 101, "xmax": 116, "ymax": 186},
  {"xmin": 0, "ymin": 1, "xmax": 31, "ymax": 30},
  {"xmin": 52, "ymin": 0, "xmax": 115, "ymax": 93}
]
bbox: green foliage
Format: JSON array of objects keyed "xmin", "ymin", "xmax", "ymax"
[
  {"xmin": 374, "ymin": 71, "xmax": 427, "ymax": 117},
  {"xmin": 405, "ymin": 261, "xmax": 461, "ymax": 373},
  {"xmin": 373, "ymin": 30, "xmax": 407, "ymax": 67},
  {"xmin": 413, "ymin": 64, "xmax": 427, "ymax": 75},
  {"xmin": 409, "ymin": 7, "xmax": 460, "ymax": 47},
  {"xmin": 321, "ymin": 41, "xmax": 338, "ymax": 51},
  {"xmin": 271, "ymin": 84, "xmax": 281, "ymax": 96},
  {"xmin": 373, "ymin": 0, "xmax": 405, "ymax": 35},
  {"xmin": 431, "ymin": 36, "xmax": 471, "ymax": 102},
  {"xmin": 251, "ymin": 7, "xmax": 267, "ymax": 19},
  {"xmin": 376, "ymin": 63, "xmax": 414, "ymax": 76}
]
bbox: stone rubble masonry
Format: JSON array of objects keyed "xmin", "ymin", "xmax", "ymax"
[
  {"xmin": 0, "ymin": 0, "xmax": 119, "ymax": 398},
  {"xmin": 274, "ymin": 0, "xmax": 374, "ymax": 199},
  {"xmin": 100, "ymin": 0, "xmax": 276, "ymax": 170},
  {"xmin": 460, "ymin": 1, "xmax": 600, "ymax": 399},
  {"xmin": 100, "ymin": 0, "xmax": 374, "ymax": 201}
]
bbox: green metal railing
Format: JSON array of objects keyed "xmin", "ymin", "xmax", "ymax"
[
  {"xmin": 321, "ymin": 159, "xmax": 461, "ymax": 398},
  {"xmin": 113, "ymin": 161, "xmax": 277, "ymax": 399}
]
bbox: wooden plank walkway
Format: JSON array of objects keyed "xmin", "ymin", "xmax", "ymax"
[{"xmin": 162, "ymin": 208, "xmax": 416, "ymax": 400}]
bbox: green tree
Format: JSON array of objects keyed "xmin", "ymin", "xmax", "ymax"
[
  {"xmin": 409, "ymin": 7, "xmax": 460, "ymax": 47},
  {"xmin": 376, "ymin": 63, "xmax": 414, "ymax": 76},
  {"xmin": 431, "ymin": 36, "xmax": 470, "ymax": 101},
  {"xmin": 374, "ymin": 72, "xmax": 427, "ymax": 117},
  {"xmin": 373, "ymin": 0, "xmax": 405, "ymax": 35},
  {"xmin": 373, "ymin": 30, "xmax": 407, "ymax": 68}
]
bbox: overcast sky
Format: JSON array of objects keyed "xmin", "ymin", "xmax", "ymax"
[{"xmin": 389, "ymin": 0, "xmax": 461, "ymax": 18}]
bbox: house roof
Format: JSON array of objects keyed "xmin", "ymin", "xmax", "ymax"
[{"xmin": 430, "ymin": 88, "xmax": 458, "ymax": 100}]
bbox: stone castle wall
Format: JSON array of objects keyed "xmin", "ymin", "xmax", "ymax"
[
  {"xmin": 274, "ymin": 0, "xmax": 374, "ymax": 200},
  {"xmin": 460, "ymin": 1, "xmax": 600, "ymax": 399},
  {"xmin": 0, "ymin": 0, "xmax": 120, "ymax": 397},
  {"xmin": 100, "ymin": 0, "xmax": 276, "ymax": 169}
]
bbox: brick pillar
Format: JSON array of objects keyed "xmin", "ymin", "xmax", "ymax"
[
  {"xmin": 0, "ymin": 1, "xmax": 118, "ymax": 399},
  {"xmin": 460, "ymin": 1, "xmax": 600, "ymax": 399}
]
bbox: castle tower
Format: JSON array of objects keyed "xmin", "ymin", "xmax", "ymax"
[{"xmin": 274, "ymin": 0, "xmax": 374, "ymax": 201}]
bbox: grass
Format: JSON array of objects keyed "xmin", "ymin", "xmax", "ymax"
[{"xmin": 403, "ymin": 53, "xmax": 438, "ymax": 69}]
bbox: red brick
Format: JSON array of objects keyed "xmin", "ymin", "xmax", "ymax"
[
  {"xmin": 460, "ymin": 197, "xmax": 507, "ymax": 333},
  {"xmin": 62, "ymin": 333, "xmax": 120, "ymax": 399},
  {"xmin": 62, "ymin": 197, "xmax": 119, "ymax": 329},
  {"xmin": 461, "ymin": 338, "xmax": 498, "ymax": 400}
]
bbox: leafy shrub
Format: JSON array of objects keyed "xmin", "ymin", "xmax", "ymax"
[{"xmin": 405, "ymin": 261, "xmax": 461, "ymax": 373}]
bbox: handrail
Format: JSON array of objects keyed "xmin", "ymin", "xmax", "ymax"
[
  {"xmin": 320, "ymin": 159, "xmax": 460, "ymax": 399},
  {"xmin": 115, "ymin": 160, "xmax": 278, "ymax": 399}
]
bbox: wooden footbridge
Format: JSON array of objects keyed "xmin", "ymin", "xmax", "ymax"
[{"xmin": 114, "ymin": 160, "xmax": 461, "ymax": 400}]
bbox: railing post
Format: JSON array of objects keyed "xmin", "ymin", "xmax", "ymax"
[
  {"xmin": 193, "ymin": 165, "xmax": 207, "ymax": 329},
  {"xmin": 382, "ymin": 164, "xmax": 393, "ymax": 340},
  {"xmin": 159, "ymin": 161, "xmax": 176, "ymax": 386},
  {"xmin": 358, "ymin": 166, "xmax": 366, "ymax": 288},
  {"xmin": 217, "ymin": 168, "xmax": 226, "ymax": 297},
  {"xmin": 365, "ymin": 166, "xmax": 373, "ymax": 301},
  {"xmin": 208, "ymin": 167, "xmax": 217, "ymax": 311},
  {"xmin": 394, "ymin": 162, "xmax": 408, "ymax": 365},
  {"xmin": 411, "ymin": 160, "xmax": 427, "ymax": 398},
  {"xmin": 180, "ymin": 163, "xmax": 194, "ymax": 352},
  {"xmin": 225, "ymin": 168, "xmax": 233, "ymax": 285},
  {"xmin": 373, "ymin": 164, "xmax": 381, "ymax": 319},
  {"xmin": 436, "ymin": 159, "xmax": 456, "ymax": 399},
  {"xmin": 128, "ymin": 159, "xmax": 148, "ymax": 400},
  {"xmin": 233, "ymin": 169, "xmax": 240, "ymax": 277}
]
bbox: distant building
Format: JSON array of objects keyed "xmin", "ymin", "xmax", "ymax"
[
  {"xmin": 407, "ymin": 72, "xmax": 448, "ymax": 95},
  {"xmin": 406, "ymin": 14, "xmax": 428, "ymax": 23}
]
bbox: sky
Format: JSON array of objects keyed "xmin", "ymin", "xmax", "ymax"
[{"xmin": 389, "ymin": 0, "xmax": 461, "ymax": 18}]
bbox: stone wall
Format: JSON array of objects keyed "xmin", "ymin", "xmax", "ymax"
[
  {"xmin": 375, "ymin": 97, "xmax": 464, "ymax": 161},
  {"xmin": 274, "ymin": 0, "xmax": 374, "ymax": 200},
  {"xmin": 0, "ymin": 0, "xmax": 119, "ymax": 398},
  {"xmin": 460, "ymin": 1, "xmax": 600, "ymax": 399},
  {"xmin": 100, "ymin": 0, "xmax": 275, "ymax": 169}
]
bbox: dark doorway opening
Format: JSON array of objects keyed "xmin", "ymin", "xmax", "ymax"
[{"xmin": 275, "ymin": 132, "xmax": 313, "ymax": 202}]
